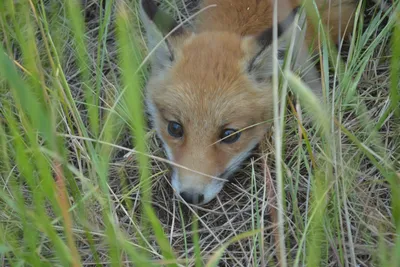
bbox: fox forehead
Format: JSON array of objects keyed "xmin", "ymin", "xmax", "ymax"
[
  {"xmin": 178, "ymin": 32, "xmax": 244, "ymax": 76},
  {"xmin": 147, "ymin": 32, "xmax": 272, "ymax": 124},
  {"xmin": 159, "ymin": 32, "xmax": 246, "ymax": 91}
]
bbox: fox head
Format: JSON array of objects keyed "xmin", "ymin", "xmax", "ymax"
[{"xmin": 140, "ymin": 0, "xmax": 298, "ymax": 205}]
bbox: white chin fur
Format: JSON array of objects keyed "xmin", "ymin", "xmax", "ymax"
[
  {"xmin": 171, "ymin": 172, "xmax": 181, "ymax": 195},
  {"xmin": 202, "ymin": 180, "xmax": 224, "ymax": 204}
]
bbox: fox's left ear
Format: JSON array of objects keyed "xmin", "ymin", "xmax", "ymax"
[
  {"xmin": 140, "ymin": 0, "xmax": 191, "ymax": 72},
  {"xmin": 242, "ymin": 6, "xmax": 323, "ymax": 97}
]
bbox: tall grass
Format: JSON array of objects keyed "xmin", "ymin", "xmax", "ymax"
[{"xmin": 0, "ymin": 0, "xmax": 399, "ymax": 266}]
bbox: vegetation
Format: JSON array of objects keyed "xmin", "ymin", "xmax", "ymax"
[{"xmin": 0, "ymin": 0, "xmax": 399, "ymax": 266}]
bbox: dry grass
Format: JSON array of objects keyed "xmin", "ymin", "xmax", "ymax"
[{"xmin": 1, "ymin": 0, "xmax": 399, "ymax": 266}]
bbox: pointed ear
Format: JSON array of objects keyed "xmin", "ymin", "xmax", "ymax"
[
  {"xmin": 140, "ymin": 0, "xmax": 190, "ymax": 71},
  {"xmin": 243, "ymin": 6, "xmax": 323, "ymax": 96},
  {"xmin": 243, "ymin": 6, "xmax": 300, "ymax": 82}
]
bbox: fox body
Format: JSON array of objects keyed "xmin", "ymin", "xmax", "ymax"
[{"xmin": 140, "ymin": 0, "xmax": 359, "ymax": 205}]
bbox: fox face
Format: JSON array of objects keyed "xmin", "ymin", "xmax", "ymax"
[
  {"xmin": 140, "ymin": 0, "xmax": 312, "ymax": 204},
  {"xmin": 146, "ymin": 31, "xmax": 273, "ymax": 204}
]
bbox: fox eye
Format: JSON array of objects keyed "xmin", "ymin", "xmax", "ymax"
[
  {"xmin": 220, "ymin": 129, "xmax": 241, "ymax": 144},
  {"xmin": 168, "ymin": 121, "xmax": 184, "ymax": 138}
]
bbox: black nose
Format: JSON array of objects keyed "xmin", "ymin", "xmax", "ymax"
[{"xmin": 180, "ymin": 191, "xmax": 204, "ymax": 204}]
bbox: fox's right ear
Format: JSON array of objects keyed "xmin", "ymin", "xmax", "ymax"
[{"xmin": 140, "ymin": 0, "xmax": 190, "ymax": 71}]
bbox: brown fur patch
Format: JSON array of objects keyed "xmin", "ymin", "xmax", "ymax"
[{"xmin": 196, "ymin": 0, "xmax": 356, "ymax": 47}]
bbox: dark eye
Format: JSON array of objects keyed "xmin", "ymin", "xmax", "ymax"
[
  {"xmin": 220, "ymin": 129, "xmax": 241, "ymax": 144},
  {"xmin": 167, "ymin": 121, "xmax": 184, "ymax": 138}
]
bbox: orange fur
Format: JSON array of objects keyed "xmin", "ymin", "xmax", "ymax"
[
  {"xmin": 141, "ymin": 0, "xmax": 358, "ymax": 204},
  {"xmin": 147, "ymin": 32, "xmax": 271, "ymax": 188},
  {"xmin": 196, "ymin": 0, "xmax": 357, "ymax": 48}
]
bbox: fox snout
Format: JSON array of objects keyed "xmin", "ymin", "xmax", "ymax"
[{"xmin": 171, "ymin": 171, "xmax": 225, "ymax": 205}]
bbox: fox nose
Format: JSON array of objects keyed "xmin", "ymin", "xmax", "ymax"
[{"xmin": 180, "ymin": 191, "xmax": 204, "ymax": 204}]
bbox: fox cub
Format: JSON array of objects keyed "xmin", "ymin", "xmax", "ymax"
[{"xmin": 140, "ymin": 0, "xmax": 385, "ymax": 205}]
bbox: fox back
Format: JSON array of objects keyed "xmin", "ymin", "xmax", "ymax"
[{"xmin": 140, "ymin": 0, "xmax": 358, "ymax": 204}]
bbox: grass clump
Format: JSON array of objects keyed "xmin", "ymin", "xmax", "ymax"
[{"xmin": 0, "ymin": 0, "xmax": 399, "ymax": 266}]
